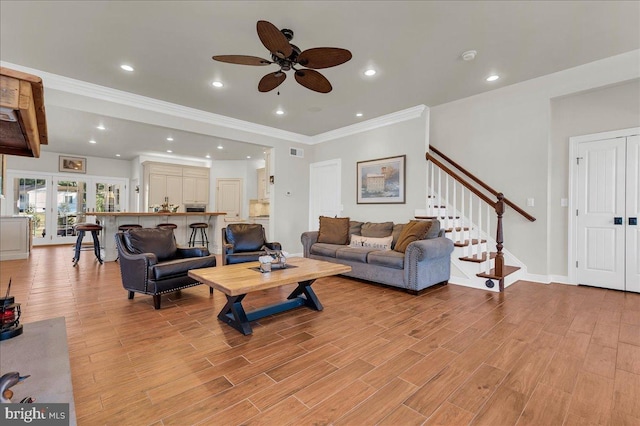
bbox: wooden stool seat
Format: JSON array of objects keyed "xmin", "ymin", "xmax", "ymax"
[
  {"xmin": 157, "ymin": 223, "xmax": 177, "ymax": 230},
  {"xmin": 188, "ymin": 223, "xmax": 209, "ymax": 248},
  {"xmin": 118, "ymin": 224, "xmax": 142, "ymax": 231},
  {"xmin": 73, "ymin": 223, "xmax": 103, "ymax": 267}
]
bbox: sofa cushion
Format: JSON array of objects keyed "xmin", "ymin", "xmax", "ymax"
[
  {"xmin": 361, "ymin": 221, "xmax": 394, "ymax": 238},
  {"xmin": 336, "ymin": 247, "xmax": 378, "ymax": 262},
  {"xmin": 317, "ymin": 216, "xmax": 350, "ymax": 245},
  {"xmin": 394, "ymin": 220, "xmax": 433, "ymax": 253},
  {"xmin": 368, "ymin": 250, "xmax": 405, "ymax": 269},
  {"xmin": 124, "ymin": 228, "xmax": 177, "ymax": 261},
  {"xmin": 391, "ymin": 223, "xmax": 406, "ymax": 249},
  {"xmin": 349, "ymin": 221, "xmax": 364, "ymax": 239},
  {"xmin": 310, "ymin": 242, "xmax": 343, "ymax": 258},
  {"xmin": 349, "ymin": 234, "xmax": 393, "ymax": 250},
  {"xmin": 226, "ymin": 223, "xmax": 265, "ymax": 252}
]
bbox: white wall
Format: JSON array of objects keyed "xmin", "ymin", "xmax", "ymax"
[
  {"xmin": 311, "ymin": 109, "xmax": 429, "ymax": 225},
  {"xmin": 6, "ymin": 150, "xmax": 131, "ymax": 178},
  {"xmin": 549, "ymin": 79, "xmax": 640, "ymax": 277},
  {"xmin": 430, "ymin": 50, "xmax": 640, "ymax": 277}
]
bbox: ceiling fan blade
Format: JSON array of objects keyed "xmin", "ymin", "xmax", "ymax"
[
  {"xmin": 294, "ymin": 69, "xmax": 332, "ymax": 93},
  {"xmin": 258, "ymin": 72, "xmax": 287, "ymax": 92},
  {"xmin": 257, "ymin": 20, "xmax": 292, "ymax": 59},
  {"xmin": 297, "ymin": 48, "xmax": 352, "ymax": 69},
  {"xmin": 212, "ymin": 55, "xmax": 272, "ymax": 66}
]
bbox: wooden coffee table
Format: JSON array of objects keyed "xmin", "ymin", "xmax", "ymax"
[{"xmin": 188, "ymin": 257, "xmax": 351, "ymax": 335}]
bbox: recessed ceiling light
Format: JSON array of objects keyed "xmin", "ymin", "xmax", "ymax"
[
  {"xmin": 461, "ymin": 50, "xmax": 477, "ymax": 61},
  {"xmin": 166, "ymin": 150, "xmax": 173, "ymax": 153},
  {"xmin": 96, "ymin": 125, "xmax": 105, "ymax": 130},
  {"xmin": 205, "ymin": 154, "xmax": 211, "ymax": 159},
  {"xmin": 115, "ymin": 154, "xmax": 121, "ymax": 157},
  {"xmin": 166, "ymin": 137, "xmax": 173, "ymax": 141},
  {"xmin": 275, "ymin": 109, "xmax": 285, "ymax": 115},
  {"xmin": 246, "ymin": 156, "xmax": 251, "ymax": 159},
  {"xmin": 486, "ymin": 75, "xmax": 500, "ymax": 82},
  {"xmin": 120, "ymin": 64, "xmax": 134, "ymax": 72},
  {"xmin": 89, "ymin": 140, "xmax": 97, "ymax": 144},
  {"xmin": 364, "ymin": 69, "xmax": 376, "ymax": 76},
  {"xmin": 217, "ymin": 145, "xmax": 223, "ymax": 150},
  {"xmin": 356, "ymin": 113, "xmax": 363, "ymax": 117},
  {"xmin": 212, "ymin": 81, "xmax": 223, "ymax": 88}
]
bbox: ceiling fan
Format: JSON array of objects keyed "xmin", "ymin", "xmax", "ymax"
[{"xmin": 212, "ymin": 20, "xmax": 352, "ymax": 94}]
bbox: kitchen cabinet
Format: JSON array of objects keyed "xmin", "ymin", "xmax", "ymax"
[
  {"xmin": 183, "ymin": 167, "xmax": 210, "ymax": 204},
  {"xmin": 144, "ymin": 163, "xmax": 209, "ymax": 211}
]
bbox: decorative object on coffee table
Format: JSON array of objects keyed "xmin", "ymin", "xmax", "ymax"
[
  {"xmin": 0, "ymin": 278, "xmax": 23, "ymax": 341},
  {"xmin": 258, "ymin": 249, "xmax": 289, "ymax": 272}
]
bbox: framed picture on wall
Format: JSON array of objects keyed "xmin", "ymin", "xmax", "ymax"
[
  {"xmin": 59, "ymin": 156, "xmax": 86, "ymax": 173},
  {"xmin": 357, "ymin": 155, "xmax": 406, "ymax": 204}
]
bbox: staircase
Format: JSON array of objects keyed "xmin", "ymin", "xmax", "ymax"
[{"xmin": 421, "ymin": 146, "xmax": 536, "ymax": 292}]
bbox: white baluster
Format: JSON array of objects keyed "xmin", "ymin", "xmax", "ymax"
[
  {"xmin": 460, "ymin": 187, "xmax": 466, "ymax": 257},
  {"xmin": 468, "ymin": 192, "xmax": 474, "ymax": 259},
  {"xmin": 477, "ymin": 201, "xmax": 482, "ymax": 263},
  {"xmin": 452, "ymin": 181, "xmax": 457, "ymax": 243},
  {"xmin": 486, "ymin": 204, "xmax": 491, "ymax": 273},
  {"xmin": 437, "ymin": 169, "xmax": 442, "ymax": 219},
  {"xmin": 445, "ymin": 175, "xmax": 450, "ymax": 229}
]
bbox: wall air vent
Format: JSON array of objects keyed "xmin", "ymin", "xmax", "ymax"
[{"xmin": 289, "ymin": 147, "xmax": 304, "ymax": 158}]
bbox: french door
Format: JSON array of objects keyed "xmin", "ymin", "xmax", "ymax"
[
  {"xmin": 7, "ymin": 171, "xmax": 128, "ymax": 246},
  {"xmin": 575, "ymin": 132, "xmax": 639, "ymax": 293}
]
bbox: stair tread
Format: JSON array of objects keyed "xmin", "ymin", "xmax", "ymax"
[
  {"xmin": 454, "ymin": 239, "xmax": 486, "ymax": 247},
  {"xmin": 476, "ymin": 265, "xmax": 520, "ymax": 280},
  {"xmin": 459, "ymin": 252, "xmax": 496, "ymax": 262},
  {"xmin": 415, "ymin": 215, "xmax": 460, "ymax": 220}
]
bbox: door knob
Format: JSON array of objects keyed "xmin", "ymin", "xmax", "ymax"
[
  {"xmin": 614, "ymin": 217, "xmax": 623, "ymax": 225},
  {"xmin": 630, "ymin": 217, "xmax": 638, "ymax": 226}
]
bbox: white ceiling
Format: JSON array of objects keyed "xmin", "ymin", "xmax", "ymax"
[{"xmin": 1, "ymin": 1, "xmax": 638, "ymax": 161}]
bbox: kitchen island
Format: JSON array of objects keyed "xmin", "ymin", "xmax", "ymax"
[{"xmin": 92, "ymin": 212, "xmax": 226, "ymax": 261}]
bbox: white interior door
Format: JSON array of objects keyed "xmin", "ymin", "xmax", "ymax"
[
  {"xmin": 575, "ymin": 134, "xmax": 639, "ymax": 292},
  {"xmin": 216, "ymin": 178, "xmax": 242, "ymax": 219},
  {"xmin": 625, "ymin": 135, "xmax": 640, "ymax": 292},
  {"xmin": 309, "ymin": 159, "xmax": 341, "ymax": 230}
]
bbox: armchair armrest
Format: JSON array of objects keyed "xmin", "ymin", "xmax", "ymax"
[
  {"xmin": 301, "ymin": 231, "xmax": 319, "ymax": 258},
  {"xmin": 176, "ymin": 246, "xmax": 210, "ymax": 258}
]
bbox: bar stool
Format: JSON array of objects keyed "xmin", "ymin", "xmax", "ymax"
[
  {"xmin": 156, "ymin": 223, "xmax": 177, "ymax": 230},
  {"xmin": 188, "ymin": 223, "xmax": 209, "ymax": 248},
  {"xmin": 72, "ymin": 223, "xmax": 103, "ymax": 267}
]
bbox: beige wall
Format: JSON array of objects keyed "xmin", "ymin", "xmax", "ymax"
[{"xmin": 549, "ymin": 79, "xmax": 640, "ymax": 277}]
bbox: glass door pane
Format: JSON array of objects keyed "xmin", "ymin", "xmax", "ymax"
[
  {"xmin": 53, "ymin": 179, "xmax": 87, "ymax": 244},
  {"xmin": 95, "ymin": 182, "xmax": 123, "ymax": 212},
  {"xmin": 13, "ymin": 177, "xmax": 48, "ymax": 241}
]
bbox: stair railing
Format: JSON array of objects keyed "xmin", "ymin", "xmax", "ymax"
[{"xmin": 424, "ymin": 146, "xmax": 536, "ymax": 291}]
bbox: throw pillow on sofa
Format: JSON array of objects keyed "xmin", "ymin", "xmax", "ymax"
[
  {"xmin": 393, "ymin": 220, "xmax": 433, "ymax": 253},
  {"xmin": 361, "ymin": 221, "xmax": 394, "ymax": 238},
  {"xmin": 317, "ymin": 216, "xmax": 350, "ymax": 244},
  {"xmin": 349, "ymin": 234, "xmax": 393, "ymax": 250}
]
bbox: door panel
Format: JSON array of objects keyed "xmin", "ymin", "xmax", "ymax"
[
  {"xmin": 53, "ymin": 179, "xmax": 87, "ymax": 244},
  {"xmin": 217, "ymin": 178, "xmax": 242, "ymax": 218},
  {"xmin": 576, "ymin": 138, "xmax": 625, "ymax": 290},
  {"xmin": 626, "ymin": 135, "xmax": 640, "ymax": 292},
  {"xmin": 309, "ymin": 159, "xmax": 341, "ymax": 231}
]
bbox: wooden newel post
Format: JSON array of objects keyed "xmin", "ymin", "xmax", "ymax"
[{"xmin": 495, "ymin": 193, "xmax": 505, "ymax": 290}]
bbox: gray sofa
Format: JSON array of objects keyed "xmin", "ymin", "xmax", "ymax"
[{"xmin": 301, "ymin": 219, "xmax": 454, "ymax": 293}]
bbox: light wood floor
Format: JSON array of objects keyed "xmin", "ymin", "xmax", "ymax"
[{"xmin": 1, "ymin": 246, "xmax": 639, "ymax": 425}]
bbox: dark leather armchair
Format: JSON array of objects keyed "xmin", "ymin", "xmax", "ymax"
[
  {"xmin": 115, "ymin": 228, "xmax": 216, "ymax": 309},
  {"xmin": 221, "ymin": 223, "xmax": 282, "ymax": 265}
]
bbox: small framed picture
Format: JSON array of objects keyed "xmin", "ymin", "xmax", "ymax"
[
  {"xmin": 357, "ymin": 155, "xmax": 406, "ymax": 204},
  {"xmin": 59, "ymin": 156, "xmax": 86, "ymax": 173}
]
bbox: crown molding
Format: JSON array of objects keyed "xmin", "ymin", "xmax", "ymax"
[
  {"xmin": 1, "ymin": 62, "xmax": 427, "ymax": 146},
  {"xmin": 309, "ymin": 105, "xmax": 427, "ymax": 144},
  {"xmin": 1, "ymin": 61, "xmax": 310, "ymax": 144}
]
